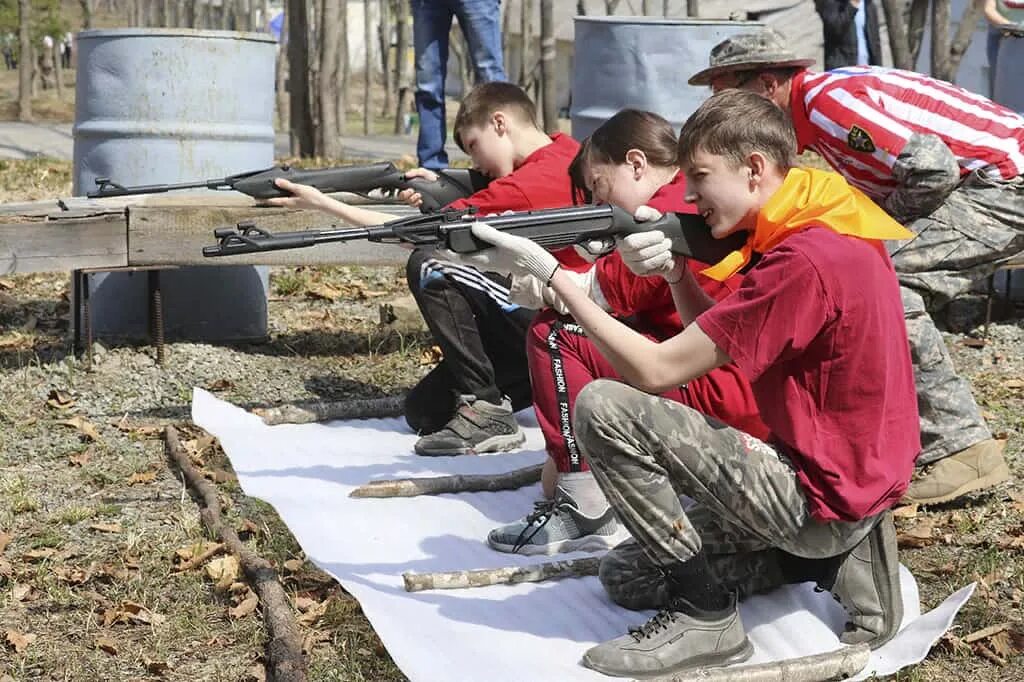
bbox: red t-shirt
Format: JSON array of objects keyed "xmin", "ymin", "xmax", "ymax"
[
  {"xmin": 595, "ymin": 174, "xmax": 769, "ymax": 442},
  {"xmin": 697, "ymin": 227, "xmax": 920, "ymax": 522},
  {"xmin": 446, "ymin": 132, "xmax": 588, "ymax": 270}
]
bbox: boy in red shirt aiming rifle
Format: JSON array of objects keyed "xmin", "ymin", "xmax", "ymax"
[{"xmin": 444, "ymin": 90, "xmax": 919, "ymax": 677}]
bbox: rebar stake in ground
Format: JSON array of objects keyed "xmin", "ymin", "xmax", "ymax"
[{"xmin": 165, "ymin": 426, "xmax": 307, "ymax": 682}]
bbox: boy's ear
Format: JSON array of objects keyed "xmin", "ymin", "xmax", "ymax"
[
  {"xmin": 624, "ymin": 149, "xmax": 648, "ymax": 178},
  {"xmin": 491, "ymin": 111, "xmax": 508, "ymax": 136},
  {"xmin": 747, "ymin": 151, "xmax": 768, "ymax": 183}
]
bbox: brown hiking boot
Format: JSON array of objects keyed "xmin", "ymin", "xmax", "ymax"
[
  {"xmin": 902, "ymin": 439, "xmax": 1010, "ymax": 506},
  {"xmin": 828, "ymin": 511, "xmax": 903, "ymax": 649}
]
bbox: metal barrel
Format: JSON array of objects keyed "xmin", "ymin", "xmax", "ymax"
[
  {"xmin": 570, "ymin": 17, "xmax": 763, "ymax": 140},
  {"xmin": 72, "ymin": 28, "xmax": 277, "ymax": 344}
]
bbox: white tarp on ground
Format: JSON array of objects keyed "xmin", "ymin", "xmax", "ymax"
[{"xmin": 192, "ymin": 388, "xmax": 974, "ymax": 681}]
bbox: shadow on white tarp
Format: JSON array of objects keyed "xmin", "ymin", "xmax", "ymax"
[{"xmin": 192, "ymin": 388, "xmax": 974, "ymax": 682}]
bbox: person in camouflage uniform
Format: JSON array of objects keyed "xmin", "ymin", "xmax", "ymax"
[
  {"xmin": 691, "ymin": 29, "xmax": 1023, "ymax": 506},
  {"xmin": 443, "ymin": 90, "xmax": 917, "ymax": 677}
]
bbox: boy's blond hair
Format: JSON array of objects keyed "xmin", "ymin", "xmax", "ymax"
[
  {"xmin": 677, "ymin": 89, "xmax": 796, "ymax": 171},
  {"xmin": 452, "ymin": 82, "xmax": 540, "ymax": 151}
]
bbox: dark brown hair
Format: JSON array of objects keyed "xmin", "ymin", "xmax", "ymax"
[
  {"xmin": 677, "ymin": 89, "xmax": 796, "ymax": 171},
  {"xmin": 452, "ymin": 82, "xmax": 539, "ymax": 151},
  {"xmin": 569, "ymin": 109, "xmax": 678, "ymax": 204}
]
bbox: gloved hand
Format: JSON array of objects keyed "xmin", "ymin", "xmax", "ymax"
[
  {"xmin": 615, "ymin": 206, "xmax": 677, "ymax": 277},
  {"xmin": 509, "ymin": 273, "xmax": 571, "ymax": 315},
  {"xmin": 440, "ymin": 222, "xmax": 560, "ymax": 281}
]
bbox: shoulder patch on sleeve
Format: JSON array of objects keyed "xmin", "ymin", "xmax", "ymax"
[{"xmin": 847, "ymin": 125, "xmax": 876, "ymax": 153}]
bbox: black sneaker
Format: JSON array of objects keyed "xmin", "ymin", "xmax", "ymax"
[
  {"xmin": 413, "ymin": 395, "xmax": 525, "ymax": 456},
  {"xmin": 582, "ymin": 595, "xmax": 753, "ymax": 678}
]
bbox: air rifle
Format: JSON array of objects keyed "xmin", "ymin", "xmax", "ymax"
[
  {"xmin": 86, "ymin": 163, "xmax": 490, "ymax": 213},
  {"xmin": 201, "ymin": 204, "xmax": 748, "ymax": 265}
]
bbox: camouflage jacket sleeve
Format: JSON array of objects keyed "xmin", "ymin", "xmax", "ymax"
[{"xmin": 882, "ymin": 132, "xmax": 961, "ymax": 223}]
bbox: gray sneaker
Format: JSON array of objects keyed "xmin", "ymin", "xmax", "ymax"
[
  {"xmin": 488, "ymin": 489, "xmax": 629, "ymax": 556},
  {"xmin": 828, "ymin": 510, "xmax": 904, "ymax": 649},
  {"xmin": 414, "ymin": 395, "xmax": 525, "ymax": 456},
  {"xmin": 582, "ymin": 595, "xmax": 753, "ymax": 678}
]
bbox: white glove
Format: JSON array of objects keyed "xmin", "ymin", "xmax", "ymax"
[
  {"xmin": 509, "ymin": 273, "xmax": 570, "ymax": 315},
  {"xmin": 439, "ymin": 221, "xmax": 560, "ymax": 281},
  {"xmin": 616, "ymin": 205, "xmax": 676, "ymax": 277}
]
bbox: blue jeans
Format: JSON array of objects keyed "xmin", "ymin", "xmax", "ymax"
[{"xmin": 411, "ymin": 0, "xmax": 506, "ymax": 169}]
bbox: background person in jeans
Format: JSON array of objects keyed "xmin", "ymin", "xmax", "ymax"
[{"xmin": 412, "ymin": 0, "xmax": 506, "ymax": 170}]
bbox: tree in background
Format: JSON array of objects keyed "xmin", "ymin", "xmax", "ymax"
[{"xmin": 881, "ymin": 0, "xmax": 983, "ymax": 81}]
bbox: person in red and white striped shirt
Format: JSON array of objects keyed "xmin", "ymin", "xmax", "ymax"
[{"xmin": 690, "ymin": 29, "xmax": 1023, "ymax": 506}]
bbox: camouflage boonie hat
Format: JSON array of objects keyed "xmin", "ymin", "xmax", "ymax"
[{"xmin": 688, "ymin": 29, "xmax": 815, "ymax": 86}]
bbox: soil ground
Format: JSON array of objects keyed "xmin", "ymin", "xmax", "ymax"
[{"xmin": 1, "ymin": 160, "xmax": 1024, "ymax": 681}]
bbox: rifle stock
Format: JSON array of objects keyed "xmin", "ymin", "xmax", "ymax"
[{"xmin": 203, "ymin": 205, "xmax": 748, "ymax": 266}]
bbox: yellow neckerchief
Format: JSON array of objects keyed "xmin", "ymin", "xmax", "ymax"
[{"xmin": 701, "ymin": 167, "xmax": 914, "ymax": 281}]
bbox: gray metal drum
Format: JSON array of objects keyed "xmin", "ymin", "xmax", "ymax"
[
  {"xmin": 994, "ymin": 28, "xmax": 1024, "ymax": 114},
  {"xmin": 570, "ymin": 17, "xmax": 764, "ymax": 140},
  {"xmin": 72, "ymin": 28, "xmax": 276, "ymax": 343}
]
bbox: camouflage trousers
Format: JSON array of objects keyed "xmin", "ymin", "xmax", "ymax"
[
  {"xmin": 573, "ymin": 379, "xmax": 877, "ymax": 611},
  {"xmin": 889, "ymin": 171, "xmax": 1024, "ymax": 309},
  {"xmin": 904, "ymin": 287, "xmax": 991, "ymax": 464},
  {"xmin": 889, "ymin": 173, "xmax": 1024, "ymax": 463}
]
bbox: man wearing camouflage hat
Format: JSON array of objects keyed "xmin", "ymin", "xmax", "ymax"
[{"xmin": 688, "ymin": 29, "xmax": 1020, "ymax": 508}]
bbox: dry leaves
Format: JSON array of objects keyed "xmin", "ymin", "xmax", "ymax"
[
  {"xmin": 0, "ymin": 530, "xmax": 11, "ymax": 554},
  {"xmin": 897, "ymin": 517, "xmax": 936, "ymax": 548},
  {"xmin": 67, "ymin": 446, "xmax": 93, "ymax": 466},
  {"xmin": 101, "ymin": 600, "xmax": 167, "ymax": 627},
  {"xmin": 205, "ymin": 378, "xmax": 235, "ymax": 392},
  {"xmin": 173, "ymin": 540, "xmax": 226, "ymax": 572},
  {"xmin": 94, "ymin": 636, "xmax": 118, "ymax": 655},
  {"xmin": 88, "ymin": 522, "xmax": 123, "ymax": 534},
  {"xmin": 56, "ymin": 415, "xmax": 102, "ymax": 442},
  {"xmin": 228, "ymin": 587, "xmax": 259, "ymax": 619},
  {"xmin": 282, "ymin": 558, "xmax": 304, "ymax": 573},
  {"xmin": 144, "ymin": 657, "xmax": 170, "ymax": 675},
  {"xmin": 127, "ymin": 470, "xmax": 157, "ymax": 485},
  {"xmin": 419, "ymin": 345, "xmax": 443, "ymax": 366},
  {"xmin": 45, "ymin": 388, "xmax": 76, "ymax": 410},
  {"xmin": 22, "ymin": 548, "xmax": 56, "ymax": 562},
  {"xmin": 4, "ymin": 629, "xmax": 36, "ymax": 654},
  {"xmin": 205, "ymin": 555, "xmax": 240, "ymax": 592},
  {"xmin": 295, "ymin": 595, "xmax": 330, "ymax": 627}
]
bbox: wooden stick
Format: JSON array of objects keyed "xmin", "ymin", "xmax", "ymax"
[
  {"xmin": 351, "ymin": 463, "xmax": 544, "ymax": 498},
  {"xmin": 165, "ymin": 426, "xmax": 307, "ymax": 682},
  {"xmin": 655, "ymin": 643, "xmax": 871, "ymax": 682},
  {"xmin": 254, "ymin": 395, "xmax": 405, "ymax": 425},
  {"xmin": 403, "ymin": 557, "xmax": 600, "ymax": 592}
]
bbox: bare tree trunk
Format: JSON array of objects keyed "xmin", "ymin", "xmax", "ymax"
[
  {"xmin": 908, "ymin": 0, "xmax": 929, "ymax": 65},
  {"xmin": 576, "ymin": 1, "xmax": 585, "ymax": 15},
  {"xmin": 539, "ymin": 0, "xmax": 556, "ymax": 132},
  {"xmin": 338, "ymin": 0, "xmax": 349, "ymax": 135},
  {"xmin": 182, "ymin": 0, "xmax": 195, "ymax": 27},
  {"xmin": 642, "ymin": 0, "xmax": 655, "ymax": 14},
  {"xmin": 380, "ymin": 0, "xmax": 393, "ymax": 116},
  {"xmin": 276, "ymin": 13, "xmax": 290, "ymax": 133},
  {"xmin": 502, "ymin": 0, "xmax": 512, "ymax": 73},
  {"xmin": 948, "ymin": 0, "xmax": 984, "ymax": 78},
  {"xmin": 17, "ymin": 0, "xmax": 31, "ymax": 122},
  {"xmin": 288, "ymin": 0, "xmax": 315, "ymax": 155},
  {"xmin": 605, "ymin": 0, "xmax": 622, "ymax": 12},
  {"xmin": 520, "ymin": 0, "xmax": 533, "ymax": 89},
  {"xmin": 881, "ymin": 0, "xmax": 913, "ymax": 69},
  {"xmin": 930, "ymin": 0, "xmax": 951, "ymax": 79},
  {"xmin": 53, "ymin": 43, "xmax": 63, "ymax": 98},
  {"xmin": 393, "ymin": 0, "xmax": 411, "ymax": 135},
  {"xmin": 80, "ymin": 0, "xmax": 94, "ymax": 28},
  {"xmin": 363, "ymin": 0, "xmax": 372, "ymax": 135},
  {"xmin": 687, "ymin": 0, "xmax": 699, "ymax": 16},
  {"xmin": 319, "ymin": 0, "xmax": 342, "ymax": 158}
]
